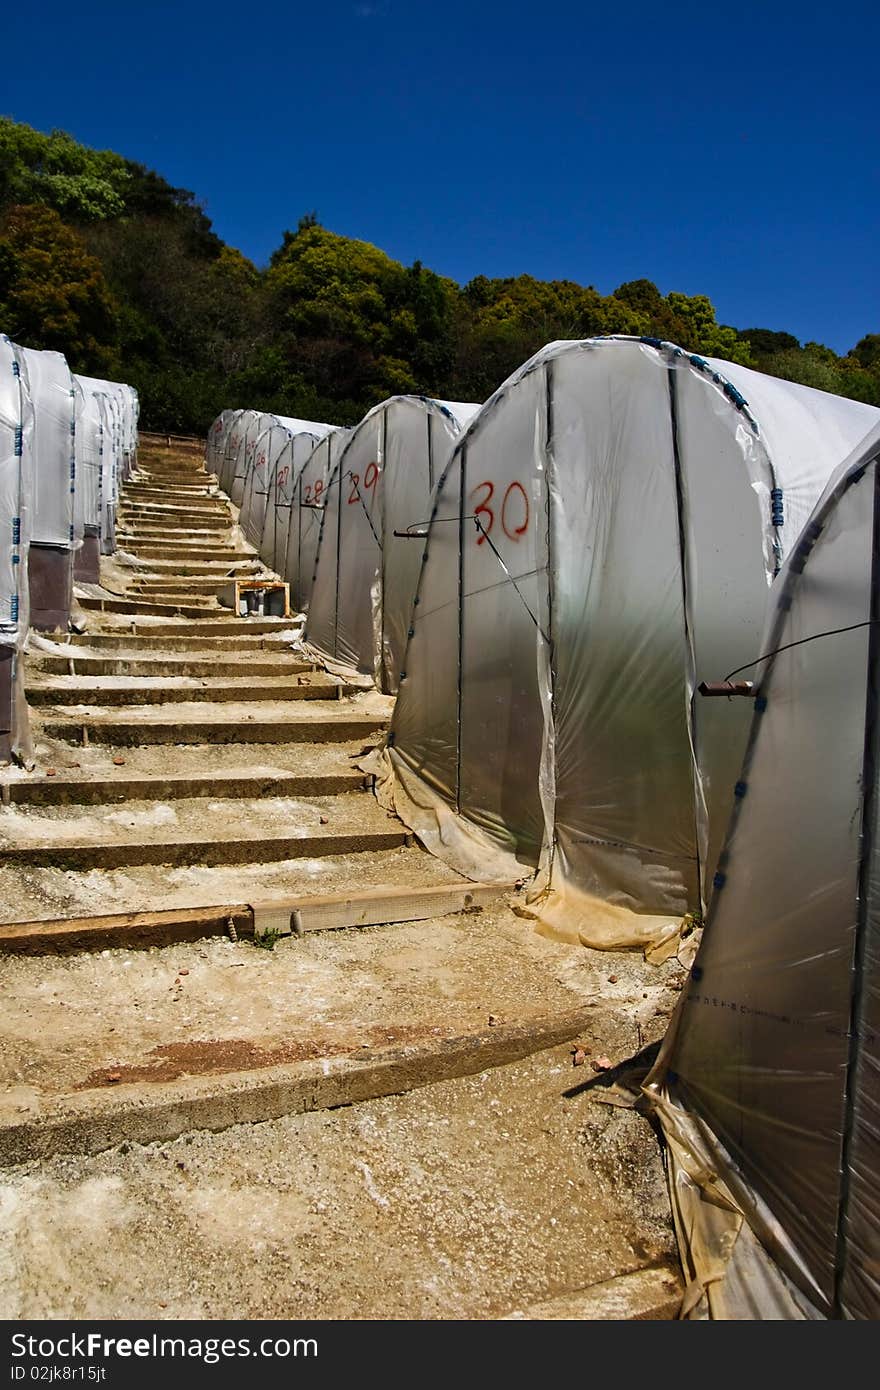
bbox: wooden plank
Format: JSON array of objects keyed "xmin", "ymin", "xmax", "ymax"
[
  {"xmin": 0, "ymin": 905, "xmax": 253, "ymax": 955},
  {"xmin": 252, "ymin": 881, "xmax": 511, "ymax": 938},
  {"xmin": 0, "ymin": 883, "xmax": 513, "ymax": 954}
]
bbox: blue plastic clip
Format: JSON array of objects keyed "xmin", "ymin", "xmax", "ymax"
[
  {"xmin": 734, "ymin": 781, "xmax": 747, "ymax": 799},
  {"xmin": 770, "ymin": 488, "xmax": 784, "ymax": 527}
]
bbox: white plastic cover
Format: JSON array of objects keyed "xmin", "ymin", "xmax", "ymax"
[
  {"xmin": 388, "ymin": 338, "xmax": 880, "ymax": 947},
  {"xmin": 228, "ymin": 412, "xmax": 333, "ymax": 509},
  {"xmin": 72, "ymin": 377, "xmax": 105, "ymax": 537},
  {"xmin": 19, "ymin": 347, "xmax": 76, "ymax": 548},
  {"xmin": 282, "ymin": 428, "xmax": 351, "ymax": 613},
  {"xmin": 648, "ymin": 422, "xmax": 880, "ymax": 1319},
  {"xmin": 239, "ymin": 425, "xmax": 327, "ymax": 557},
  {"xmin": 305, "ymin": 397, "xmax": 478, "ymax": 692},
  {"xmin": 218, "ymin": 409, "xmax": 247, "ymax": 494},
  {"xmin": 0, "ymin": 335, "xmax": 33, "ymax": 650},
  {"xmin": 75, "ymin": 375, "xmax": 138, "ymax": 551},
  {"xmin": 206, "ymin": 409, "xmax": 235, "ymax": 475}
]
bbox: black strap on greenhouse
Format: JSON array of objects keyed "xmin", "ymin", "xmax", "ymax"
[
  {"xmin": 722, "ymin": 621, "xmax": 880, "ymax": 684},
  {"xmin": 544, "ymin": 360, "xmax": 559, "ymax": 874},
  {"xmin": 345, "ymin": 468, "xmax": 383, "ymax": 549},
  {"xmin": 455, "ymin": 444, "xmax": 467, "ymax": 814},
  {"xmin": 833, "ymin": 459, "xmax": 880, "ymax": 1319},
  {"xmin": 395, "ymin": 512, "xmax": 547, "ymax": 639}
]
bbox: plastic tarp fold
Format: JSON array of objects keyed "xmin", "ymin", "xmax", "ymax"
[
  {"xmin": 19, "ymin": 348, "xmax": 76, "ymax": 548},
  {"xmin": 647, "ymin": 422, "xmax": 880, "ymax": 1318},
  {"xmin": 388, "ymin": 337, "xmax": 880, "ymax": 949},
  {"xmin": 305, "ymin": 397, "xmax": 478, "ymax": 692}
]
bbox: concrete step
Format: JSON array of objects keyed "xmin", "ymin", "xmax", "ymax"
[
  {"xmin": 127, "ymin": 579, "xmax": 272, "ymax": 594},
  {"xmin": 121, "ymin": 495, "xmax": 228, "ymax": 509},
  {"xmin": 118, "ymin": 522, "xmax": 232, "ymax": 538},
  {"xmin": 119, "ymin": 533, "xmax": 247, "ymax": 545},
  {"xmin": 118, "ymin": 503, "xmax": 227, "ymax": 519},
  {"xmin": 30, "ymin": 655, "xmax": 314, "ymax": 678},
  {"xmin": 120, "ymin": 563, "xmax": 261, "ymax": 576},
  {"xmin": 122, "ymin": 498, "xmax": 223, "ymax": 513},
  {"xmin": 69, "ymin": 618, "xmax": 298, "ymax": 639},
  {"xmin": 120, "ymin": 500, "xmax": 229, "ymax": 514},
  {"xmin": 26, "ymin": 674, "xmax": 346, "ymax": 705},
  {"xmin": 76, "ymin": 597, "xmax": 223, "ymax": 618},
  {"xmin": 118, "ymin": 533, "xmax": 234, "ymax": 547},
  {"xmin": 121, "ymin": 549, "xmax": 255, "ymax": 562},
  {"xmin": 3, "ymin": 767, "xmax": 367, "ymax": 806},
  {"xmin": 123, "ymin": 492, "xmax": 218, "ymax": 508},
  {"xmin": 3, "ymin": 737, "xmax": 373, "ymax": 795},
  {"xmin": 0, "ymin": 793, "xmax": 407, "ymax": 869},
  {"xmin": 120, "ymin": 522, "xmax": 230, "ymax": 536},
  {"xmin": 38, "ymin": 704, "xmax": 388, "ymax": 745},
  {"xmin": 125, "ymin": 580, "xmax": 243, "ymax": 594},
  {"xmin": 63, "ymin": 631, "xmax": 301, "ymax": 650}
]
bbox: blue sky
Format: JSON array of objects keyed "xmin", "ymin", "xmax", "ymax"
[{"xmin": 2, "ymin": 0, "xmax": 878, "ymax": 353}]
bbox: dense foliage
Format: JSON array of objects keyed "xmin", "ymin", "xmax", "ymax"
[{"xmin": 1, "ymin": 117, "xmax": 878, "ymax": 433}]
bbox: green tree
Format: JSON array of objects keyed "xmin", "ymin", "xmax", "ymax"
[
  {"xmin": 0, "ymin": 118, "xmax": 129, "ymax": 221},
  {"xmin": 0, "ymin": 204, "xmax": 118, "ymax": 370},
  {"xmin": 664, "ymin": 292, "xmax": 753, "ymax": 364}
]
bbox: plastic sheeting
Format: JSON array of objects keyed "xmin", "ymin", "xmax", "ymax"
[
  {"xmin": 76, "ymin": 375, "xmax": 139, "ymax": 548},
  {"xmin": 239, "ymin": 424, "xmax": 327, "ymax": 557},
  {"xmin": 0, "ymin": 336, "xmax": 33, "ymax": 650},
  {"xmin": 218, "ymin": 409, "xmax": 247, "ymax": 494},
  {"xmin": 282, "ymin": 428, "xmax": 350, "ymax": 613},
  {"xmin": 305, "ymin": 397, "xmax": 478, "ymax": 692},
  {"xmin": 647, "ymin": 422, "xmax": 880, "ymax": 1318},
  {"xmin": 72, "ymin": 378, "xmax": 105, "ymax": 538},
  {"xmin": 19, "ymin": 348, "xmax": 76, "ymax": 548},
  {"xmin": 388, "ymin": 337, "xmax": 880, "ymax": 948},
  {"xmin": 226, "ymin": 412, "xmax": 332, "ymax": 508},
  {"xmin": 206, "ymin": 409, "xmax": 236, "ymax": 475},
  {"xmin": 0, "ymin": 336, "xmax": 34, "ymax": 763}
]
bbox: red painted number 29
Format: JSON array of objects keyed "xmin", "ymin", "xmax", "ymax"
[{"xmin": 348, "ymin": 461, "xmax": 380, "ymax": 505}]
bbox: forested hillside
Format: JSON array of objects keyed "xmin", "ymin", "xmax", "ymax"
[{"xmin": 2, "ymin": 117, "xmax": 878, "ymax": 433}]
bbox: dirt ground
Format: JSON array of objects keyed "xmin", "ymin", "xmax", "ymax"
[{"xmin": 0, "ymin": 1047, "xmax": 676, "ymax": 1320}]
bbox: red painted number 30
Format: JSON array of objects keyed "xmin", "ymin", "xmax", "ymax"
[{"xmin": 470, "ymin": 480, "xmax": 529, "ymax": 545}]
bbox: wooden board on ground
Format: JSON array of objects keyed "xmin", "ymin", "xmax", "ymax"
[
  {"xmin": 0, "ymin": 882, "xmax": 513, "ymax": 954},
  {"xmin": 251, "ymin": 880, "xmax": 512, "ymax": 938}
]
